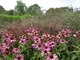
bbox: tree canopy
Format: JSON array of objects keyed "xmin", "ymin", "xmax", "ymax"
[
  {"xmin": 0, "ymin": 5, "xmax": 5, "ymax": 14},
  {"xmin": 15, "ymin": 0, "xmax": 27, "ymax": 15},
  {"xmin": 27, "ymin": 4, "xmax": 42, "ymax": 16}
]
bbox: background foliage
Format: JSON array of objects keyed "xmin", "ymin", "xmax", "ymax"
[{"xmin": 0, "ymin": 0, "xmax": 80, "ymax": 34}]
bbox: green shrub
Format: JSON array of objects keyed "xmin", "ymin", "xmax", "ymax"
[{"xmin": 0, "ymin": 14, "xmax": 32, "ymax": 23}]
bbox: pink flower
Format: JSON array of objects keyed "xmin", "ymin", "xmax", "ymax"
[
  {"xmin": 41, "ymin": 49, "xmax": 51, "ymax": 56},
  {"xmin": 0, "ymin": 43, "xmax": 10, "ymax": 53},
  {"xmin": 32, "ymin": 43, "xmax": 43, "ymax": 50},
  {"xmin": 43, "ymin": 45, "xmax": 51, "ymax": 51},
  {"xmin": 42, "ymin": 33, "xmax": 50, "ymax": 38},
  {"xmin": 1, "ymin": 47, "xmax": 10, "ymax": 53},
  {"xmin": 19, "ymin": 35, "xmax": 27, "ymax": 44},
  {"xmin": 32, "ymin": 43, "xmax": 37, "ymax": 48},
  {"xmin": 10, "ymin": 39, "xmax": 16, "ymax": 43},
  {"xmin": 19, "ymin": 39, "xmax": 27, "ymax": 44},
  {"xmin": 74, "ymin": 30, "xmax": 80, "ymax": 38},
  {"xmin": 56, "ymin": 34, "xmax": 61, "ymax": 39},
  {"xmin": 73, "ymin": 34, "xmax": 77, "ymax": 37},
  {"xmin": 46, "ymin": 54, "xmax": 58, "ymax": 60},
  {"xmin": 48, "ymin": 41, "xmax": 56, "ymax": 48},
  {"xmin": 37, "ymin": 44, "xmax": 43, "ymax": 50},
  {"xmin": 0, "ymin": 43, "xmax": 7, "ymax": 48},
  {"xmin": 12, "ymin": 48, "xmax": 20, "ymax": 53},
  {"xmin": 59, "ymin": 39, "xmax": 66, "ymax": 44},
  {"xmin": 2, "ymin": 33, "xmax": 16, "ymax": 45},
  {"xmin": 76, "ymin": 30, "xmax": 80, "ymax": 34},
  {"xmin": 33, "ymin": 36, "xmax": 41, "ymax": 43},
  {"xmin": 14, "ymin": 54, "xmax": 24, "ymax": 60}
]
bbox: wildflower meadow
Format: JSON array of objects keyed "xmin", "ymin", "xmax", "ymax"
[
  {"xmin": 0, "ymin": 0, "xmax": 80, "ymax": 60},
  {"xmin": 0, "ymin": 27, "xmax": 80, "ymax": 60}
]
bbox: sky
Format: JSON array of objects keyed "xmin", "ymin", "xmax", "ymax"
[{"xmin": 0, "ymin": 0, "xmax": 80, "ymax": 10}]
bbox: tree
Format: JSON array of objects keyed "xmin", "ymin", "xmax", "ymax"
[
  {"xmin": 27, "ymin": 4, "xmax": 43, "ymax": 17},
  {"xmin": 7, "ymin": 9, "xmax": 14, "ymax": 15},
  {"xmin": 46, "ymin": 8, "xmax": 54, "ymax": 15},
  {"xmin": 15, "ymin": 0, "xmax": 27, "ymax": 15},
  {"xmin": 59, "ymin": 7, "xmax": 73, "ymax": 12},
  {"xmin": 0, "ymin": 5, "xmax": 5, "ymax": 14},
  {"xmin": 46, "ymin": 7, "xmax": 73, "ymax": 16}
]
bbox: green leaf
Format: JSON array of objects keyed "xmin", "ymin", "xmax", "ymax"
[
  {"xmin": 71, "ymin": 54, "xmax": 77, "ymax": 60},
  {"xmin": 66, "ymin": 56, "xmax": 71, "ymax": 60}
]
